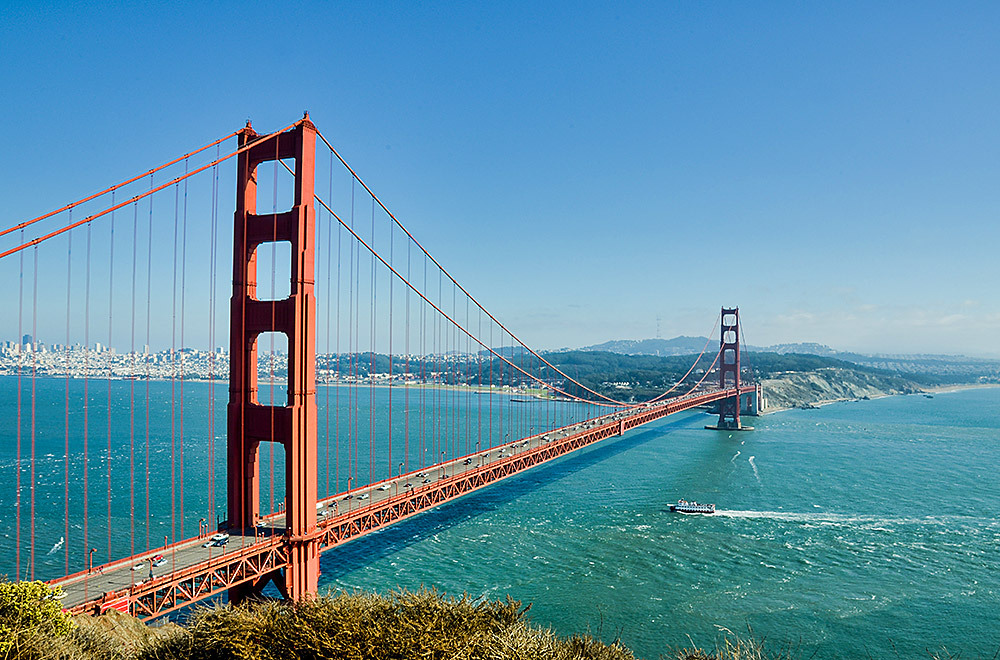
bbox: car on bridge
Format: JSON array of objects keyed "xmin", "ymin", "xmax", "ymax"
[
  {"xmin": 358, "ymin": 493, "xmax": 370, "ymax": 500},
  {"xmin": 151, "ymin": 554, "xmax": 167, "ymax": 567},
  {"xmin": 203, "ymin": 533, "xmax": 229, "ymax": 548}
]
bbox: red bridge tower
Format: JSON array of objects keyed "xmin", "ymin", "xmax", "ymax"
[
  {"xmin": 227, "ymin": 116, "xmax": 319, "ymax": 602},
  {"xmin": 706, "ymin": 306, "xmax": 755, "ymax": 431}
]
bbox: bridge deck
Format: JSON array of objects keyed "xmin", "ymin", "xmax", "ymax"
[{"xmin": 51, "ymin": 385, "xmax": 755, "ymax": 619}]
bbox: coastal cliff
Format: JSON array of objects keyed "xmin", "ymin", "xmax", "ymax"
[{"xmin": 761, "ymin": 367, "xmax": 921, "ymax": 412}]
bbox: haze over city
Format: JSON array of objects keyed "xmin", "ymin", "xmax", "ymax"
[{"xmin": 2, "ymin": 2, "xmax": 997, "ymax": 356}]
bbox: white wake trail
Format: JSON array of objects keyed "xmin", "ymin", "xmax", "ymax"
[{"xmin": 47, "ymin": 537, "xmax": 64, "ymax": 555}]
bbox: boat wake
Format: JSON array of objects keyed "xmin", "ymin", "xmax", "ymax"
[
  {"xmin": 712, "ymin": 510, "xmax": 995, "ymax": 527},
  {"xmin": 730, "ymin": 450, "xmax": 741, "ymax": 463},
  {"xmin": 748, "ymin": 455, "xmax": 760, "ymax": 482},
  {"xmin": 47, "ymin": 537, "xmax": 64, "ymax": 555}
]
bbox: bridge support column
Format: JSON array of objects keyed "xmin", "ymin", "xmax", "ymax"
[
  {"xmin": 741, "ymin": 383, "xmax": 762, "ymax": 416},
  {"xmin": 228, "ymin": 115, "xmax": 319, "ymax": 603},
  {"xmin": 705, "ymin": 307, "xmax": 753, "ymax": 431}
]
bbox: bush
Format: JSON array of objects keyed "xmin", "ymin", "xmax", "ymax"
[
  {"xmin": 0, "ymin": 579, "xmax": 74, "ymax": 658},
  {"xmin": 145, "ymin": 588, "xmax": 635, "ymax": 660}
]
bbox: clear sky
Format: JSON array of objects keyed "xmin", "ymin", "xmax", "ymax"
[{"xmin": 2, "ymin": 1, "xmax": 998, "ymax": 356}]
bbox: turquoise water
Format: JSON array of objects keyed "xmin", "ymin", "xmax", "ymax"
[
  {"xmin": 0, "ymin": 376, "xmax": 596, "ymax": 576},
  {"xmin": 318, "ymin": 388, "xmax": 1000, "ymax": 659},
  {"xmin": 2, "ymin": 380, "xmax": 998, "ymax": 657}
]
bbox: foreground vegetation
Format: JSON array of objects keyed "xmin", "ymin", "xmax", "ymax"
[
  {"xmin": 0, "ymin": 580, "xmax": 816, "ymax": 660},
  {"xmin": 4, "ymin": 580, "xmax": 988, "ymax": 659}
]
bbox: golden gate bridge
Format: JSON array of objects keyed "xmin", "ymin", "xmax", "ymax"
[{"xmin": 0, "ymin": 114, "xmax": 759, "ymax": 618}]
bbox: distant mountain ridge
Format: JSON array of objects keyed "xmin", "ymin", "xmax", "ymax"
[
  {"xmin": 578, "ymin": 336, "xmax": 712, "ymax": 356},
  {"xmin": 577, "ymin": 337, "xmax": 842, "ymax": 357},
  {"xmin": 764, "ymin": 342, "xmax": 839, "ymax": 356}
]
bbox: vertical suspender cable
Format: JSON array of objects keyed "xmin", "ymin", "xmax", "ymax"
[
  {"xmin": 170, "ymin": 182, "xmax": 178, "ymax": 543},
  {"xmin": 420, "ymin": 255, "xmax": 426, "ymax": 468},
  {"xmin": 30, "ymin": 246, "xmax": 38, "ymax": 578},
  {"xmin": 454, "ymin": 286, "xmax": 459, "ymax": 457},
  {"xmin": 370, "ymin": 198, "xmax": 376, "ymax": 486},
  {"xmin": 497, "ymin": 331, "xmax": 503, "ymax": 448},
  {"xmin": 347, "ymin": 180, "xmax": 354, "ymax": 491},
  {"xmin": 129, "ymin": 201, "xmax": 138, "ymax": 563},
  {"xmin": 64, "ymin": 224, "xmax": 72, "ymax": 574},
  {"xmin": 335, "ymin": 183, "xmax": 342, "ymax": 493},
  {"xmin": 488, "ymin": 322, "xmax": 493, "ymax": 449},
  {"xmin": 84, "ymin": 221, "xmax": 92, "ymax": 576},
  {"xmin": 477, "ymin": 307, "xmax": 482, "ymax": 454},
  {"xmin": 404, "ymin": 240, "xmax": 410, "ymax": 471},
  {"xmin": 436, "ymin": 271, "xmax": 441, "ymax": 463},
  {"xmin": 466, "ymin": 296, "xmax": 470, "ymax": 456},
  {"xmin": 16, "ymin": 228, "xmax": 24, "ymax": 579},
  {"xmin": 179, "ymin": 160, "xmax": 189, "ymax": 536},
  {"xmin": 270, "ymin": 155, "xmax": 278, "ymax": 515},
  {"xmin": 357, "ymin": 186, "xmax": 364, "ymax": 486},
  {"xmin": 355, "ymin": 191, "xmax": 361, "ymax": 487},
  {"xmin": 144, "ymin": 175, "xmax": 153, "ymax": 552},
  {"xmin": 326, "ymin": 152, "xmax": 334, "ymax": 496},
  {"xmin": 326, "ymin": 154, "xmax": 340, "ymax": 495},
  {"xmin": 207, "ymin": 144, "xmax": 220, "ymax": 521},
  {"xmin": 388, "ymin": 213, "xmax": 393, "ymax": 477},
  {"xmin": 107, "ymin": 193, "xmax": 116, "ymax": 562}
]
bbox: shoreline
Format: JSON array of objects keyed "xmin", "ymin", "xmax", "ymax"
[{"xmin": 762, "ymin": 382, "xmax": 1000, "ymax": 415}]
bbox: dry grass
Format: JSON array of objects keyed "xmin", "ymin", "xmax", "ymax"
[
  {"xmin": 30, "ymin": 584, "xmax": 999, "ymax": 660},
  {"xmin": 670, "ymin": 626, "xmax": 798, "ymax": 660},
  {"xmin": 136, "ymin": 588, "xmax": 635, "ymax": 660}
]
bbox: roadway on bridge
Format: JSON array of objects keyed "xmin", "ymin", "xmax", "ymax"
[{"xmin": 53, "ymin": 406, "xmax": 643, "ymax": 610}]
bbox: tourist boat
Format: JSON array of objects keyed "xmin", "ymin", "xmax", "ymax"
[{"xmin": 670, "ymin": 499, "xmax": 715, "ymax": 514}]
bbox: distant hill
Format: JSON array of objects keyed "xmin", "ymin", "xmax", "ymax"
[
  {"xmin": 763, "ymin": 342, "xmax": 838, "ymax": 356},
  {"xmin": 578, "ymin": 336, "xmax": 839, "ymax": 356},
  {"xmin": 571, "ymin": 337, "xmax": 1000, "ymax": 387},
  {"xmin": 578, "ymin": 336, "xmax": 711, "ymax": 356}
]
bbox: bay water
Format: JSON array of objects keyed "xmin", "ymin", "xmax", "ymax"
[
  {"xmin": 2, "ymin": 378, "xmax": 998, "ymax": 658},
  {"xmin": 320, "ymin": 388, "xmax": 1000, "ymax": 659}
]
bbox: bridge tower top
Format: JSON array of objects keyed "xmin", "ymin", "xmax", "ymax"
[{"xmin": 720, "ymin": 307, "xmax": 740, "ymax": 393}]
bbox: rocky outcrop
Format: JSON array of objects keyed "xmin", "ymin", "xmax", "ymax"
[{"xmin": 761, "ymin": 367, "xmax": 921, "ymax": 412}]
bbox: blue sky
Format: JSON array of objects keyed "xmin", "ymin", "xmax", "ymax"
[{"xmin": 1, "ymin": 1, "xmax": 998, "ymax": 356}]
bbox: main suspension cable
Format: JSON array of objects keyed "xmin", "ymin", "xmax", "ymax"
[
  {"xmin": 313, "ymin": 130, "xmax": 630, "ymax": 408},
  {"xmin": 0, "ymin": 131, "xmax": 239, "ymax": 239},
  {"xmin": 0, "ymin": 121, "xmax": 301, "ymax": 261},
  {"xmin": 313, "ymin": 192, "xmax": 622, "ymax": 408}
]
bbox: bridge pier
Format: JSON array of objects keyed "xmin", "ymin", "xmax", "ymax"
[{"xmin": 742, "ymin": 384, "xmax": 763, "ymax": 416}]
